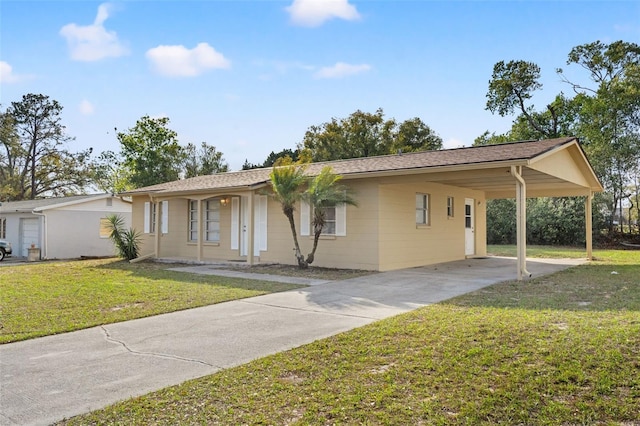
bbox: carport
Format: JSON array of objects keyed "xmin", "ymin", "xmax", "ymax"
[{"xmin": 428, "ymin": 138, "xmax": 602, "ymax": 279}]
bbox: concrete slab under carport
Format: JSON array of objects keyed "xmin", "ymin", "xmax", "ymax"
[{"xmin": 0, "ymin": 256, "xmax": 585, "ymax": 426}]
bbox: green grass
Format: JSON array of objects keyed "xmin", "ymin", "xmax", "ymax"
[
  {"xmin": 60, "ymin": 248, "xmax": 640, "ymax": 425},
  {"xmin": 488, "ymin": 244, "xmax": 590, "ymax": 259},
  {"xmin": 0, "ymin": 258, "xmax": 302, "ymax": 344}
]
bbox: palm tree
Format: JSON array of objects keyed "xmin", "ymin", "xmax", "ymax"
[
  {"xmin": 269, "ymin": 159, "xmax": 358, "ymax": 269},
  {"xmin": 268, "ymin": 158, "xmax": 308, "ymax": 267},
  {"xmin": 305, "ymin": 166, "xmax": 357, "ymax": 265}
]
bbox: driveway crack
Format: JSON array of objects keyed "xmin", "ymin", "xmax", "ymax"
[
  {"xmin": 239, "ymin": 299, "xmax": 381, "ymax": 320},
  {"xmin": 101, "ymin": 326, "xmax": 217, "ymax": 368}
]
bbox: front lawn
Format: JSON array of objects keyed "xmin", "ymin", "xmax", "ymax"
[
  {"xmin": 60, "ymin": 249, "xmax": 640, "ymax": 425},
  {"xmin": 0, "ymin": 258, "xmax": 302, "ymax": 344}
]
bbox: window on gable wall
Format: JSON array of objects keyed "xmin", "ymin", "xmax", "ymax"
[{"xmin": 416, "ymin": 193, "xmax": 430, "ymax": 225}]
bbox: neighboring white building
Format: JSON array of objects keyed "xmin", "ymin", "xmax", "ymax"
[{"xmin": 0, "ymin": 194, "xmax": 132, "ymax": 259}]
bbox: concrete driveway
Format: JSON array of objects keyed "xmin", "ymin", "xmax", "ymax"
[{"xmin": 0, "ymin": 257, "xmax": 584, "ymax": 426}]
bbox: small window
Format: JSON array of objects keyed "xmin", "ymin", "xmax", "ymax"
[
  {"xmin": 447, "ymin": 196, "xmax": 454, "ymax": 218},
  {"xmin": 99, "ymin": 218, "xmax": 111, "ymax": 238},
  {"xmin": 0, "ymin": 217, "xmax": 6, "ymax": 239},
  {"xmin": 106, "ymin": 198, "xmax": 113, "ymax": 207},
  {"xmin": 465, "ymin": 204, "xmax": 472, "ymax": 228},
  {"xmin": 416, "ymin": 194, "xmax": 430, "ymax": 225}
]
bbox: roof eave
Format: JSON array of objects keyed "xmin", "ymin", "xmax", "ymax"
[
  {"xmin": 338, "ymin": 158, "xmax": 531, "ymax": 180},
  {"xmin": 129, "ymin": 182, "xmax": 270, "ymax": 198}
]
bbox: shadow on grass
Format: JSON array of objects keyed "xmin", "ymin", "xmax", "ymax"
[{"xmin": 447, "ymin": 262, "xmax": 640, "ymax": 312}]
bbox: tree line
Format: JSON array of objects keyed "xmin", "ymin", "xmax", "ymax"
[
  {"xmin": 2, "ymin": 39, "xmax": 638, "ymax": 243},
  {"xmin": 478, "ymin": 40, "xmax": 640, "ymax": 240},
  {"xmin": 0, "ymin": 95, "xmax": 228, "ymax": 200}
]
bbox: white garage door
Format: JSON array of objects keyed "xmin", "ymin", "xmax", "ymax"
[{"xmin": 21, "ymin": 218, "xmax": 40, "ymax": 257}]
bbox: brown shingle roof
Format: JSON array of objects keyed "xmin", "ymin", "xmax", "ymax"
[{"xmin": 124, "ymin": 137, "xmax": 577, "ymax": 195}]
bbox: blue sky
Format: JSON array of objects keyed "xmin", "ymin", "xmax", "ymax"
[{"xmin": 2, "ymin": 1, "xmax": 639, "ymax": 170}]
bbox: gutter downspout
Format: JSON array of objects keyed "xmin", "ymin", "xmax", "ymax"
[
  {"xmin": 510, "ymin": 166, "xmax": 532, "ymax": 280},
  {"xmin": 31, "ymin": 210, "xmax": 47, "ymax": 260}
]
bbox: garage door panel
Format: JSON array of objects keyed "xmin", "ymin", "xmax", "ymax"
[{"xmin": 21, "ymin": 218, "xmax": 40, "ymax": 257}]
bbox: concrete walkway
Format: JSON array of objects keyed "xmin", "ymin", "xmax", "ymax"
[{"xmin": 0, "ymin": 257, "xmax": 584, "ymax": 426}]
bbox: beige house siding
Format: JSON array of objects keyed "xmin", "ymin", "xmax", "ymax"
[
  {"xmin": 376, "ymin": 181, "xmax": 486, "ymax": 271},
  {"xmin": 299, "ymin": 180, "xmax": 379, "ymax": 270},
  {"xmin": 528, "ymin": 147, "xmax": 593, "ymax": 188},
  {"xmin": 132, "ymin": 198, "xmax": 154, "ymax": 258},
  {"xmin": 259, "ymin": 180, "xmax": 380, "ymax": 270},
  {"xmin": 133, "ymin": 178, "xmax": 485, "ymax": 271}
]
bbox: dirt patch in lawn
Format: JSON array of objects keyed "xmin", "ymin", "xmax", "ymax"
[{"xmin": 221, "ymin": 263, "xmax": 376, "ymax": 281}]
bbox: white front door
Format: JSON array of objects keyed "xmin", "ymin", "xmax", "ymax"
[
  {"xmin": 21, "ymin": 218, "xmax": 40, "ymax": 257},
  {"xmin": 464, "ymin": 198, "xmax": 475, "ymax": 256}
]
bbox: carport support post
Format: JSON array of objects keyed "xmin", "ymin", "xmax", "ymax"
[
  {"xmin": 585, "ymin": 192, "xmax": 593, "ymax": 261},
  {"xmin": 511, "ymin": 166, "xmax": 530, "ymax": 281}
]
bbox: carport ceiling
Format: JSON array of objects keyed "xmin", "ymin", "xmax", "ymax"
[{"xmin": 426, "ymin": 167, "xmax": 593, "ymax": 199}]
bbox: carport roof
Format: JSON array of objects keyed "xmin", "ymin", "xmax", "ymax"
[{"xmin": 123, "ymin": 137, "xmax": 602, "ymax": 198}]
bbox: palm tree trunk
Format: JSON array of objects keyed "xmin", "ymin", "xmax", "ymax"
[
  {"xmin": 306, "ymin": 223, "xmax": 323, "ymax": 265},
  {"xmin": 285, "ymin": 209, "xmax": 307, "ymax": 268}
]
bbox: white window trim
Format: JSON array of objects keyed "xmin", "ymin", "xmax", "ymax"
[
  {"xmin": 143, "ymin": 202, "xmax": 152, "ymax": 234},
  {"xmin": 161, "ymin": 200, "xmax": 169, "ymax": 234},
  {"xmin": 301, "ymin": 201, "xmax": 347, "ymax": 237},
  {"xmin": 254, "ymin": 195, "xmax": 268, "ymax": 255},
  {"xmin": 231, "ymin": 197, "xmax": 239, "ymax": 250}
]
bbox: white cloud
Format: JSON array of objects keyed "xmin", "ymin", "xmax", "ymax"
[
  {"xmin": 314, "ymin": 62, "xmax": 371, "ymax": 79},
  {"xmin": 60, "ymin": 2, "xmax": 128, "ymax": 61},
  {"xmin": 443, "ymin": 138, "xmax": 467, "ymax": 149},
  {"xmin": 79, "ymin": 99, "xmax": 95, "ymax": 115},
  {"xmin": 0, "ymin": 61, "xmax": 32, "ymax": 83},
  {"xmin": 286, "ymin": 0, "xmax": 360, "ymax": 27},
  {"xmin": 146, "ymin": 42, "xmax": 230, "ymax": 77}
]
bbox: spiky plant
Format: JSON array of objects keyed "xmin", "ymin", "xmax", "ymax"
[{"xmin": 105, "ymin": 214, "xmax": 141, "ymax": 261}]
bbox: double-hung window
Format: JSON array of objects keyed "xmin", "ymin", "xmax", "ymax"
[
  {"xmin": 416, "ymin": 193, "xmax": 430, "ymax": 225},
  {"xmin": 188, "ymin": 199, "xmax": 221, "ymax": 242},
  {"xmin": 447, "ymin": 196, "xmax": 455, "ymax": 218},
  {"xmin": 188, "ymin": 201, "xmax": 198, "ymax": 241},
  {"xmin": 318, "ymin": 205, "xmax": 336, "ymax": 235},
  {"xmin": 144, "ymin": 202, "xmax": 157, "ymax": 234},
  {"xmin": 301, "ymin": 201, "xmax": 347, "ymax": 237},
  {"xmin": 204, "ymin": 199, "xmax": 220, "ymax": 242}
]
